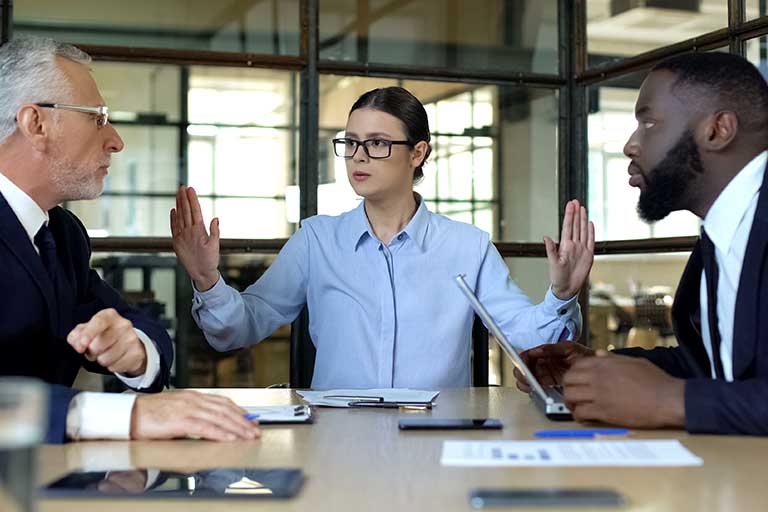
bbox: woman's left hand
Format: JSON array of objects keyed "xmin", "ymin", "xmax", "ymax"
[{"xmin": 545, "ymin": 199, "xmax": 595, "ymax": 300}]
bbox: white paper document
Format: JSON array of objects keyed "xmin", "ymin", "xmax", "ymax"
[
  {"xmin": 441, "ymin": 440, "xmax": 703, "ymax": 467},
  {"xmin": 242, "ymin": 405, "xmax": 312, "ymax": 423},
  {"xmin": 297, "ymin": 389, "xmax": 439, "ymax": 408}
]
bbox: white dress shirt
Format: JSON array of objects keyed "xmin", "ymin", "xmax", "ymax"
[
  {"xmin": 0, "ymin": 171, "xmax": 160, "ymax": 439},
  {"xmin": 700, "ymin": 151, "xmax": 768, "ymax": 381}
]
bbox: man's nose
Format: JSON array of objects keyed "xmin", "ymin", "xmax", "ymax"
[{"xmin": 104, "ymin": 123, "xmax": 125, "ymax": 153}]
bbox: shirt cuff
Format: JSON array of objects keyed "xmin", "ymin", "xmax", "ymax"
[
  {"xmin": 192, "ymin": 274, "xmax": 228, "ymax": 309},
  {"xmin": 115, "ymin": 328, "xmax": 160, "ymax": 390},
  {"xmin": 66, "ymin": 392, "xmax": 137, "ymax": 440},
  {"xmin": 543, "ymin": 286, "xmax": 579, "ymax": 314},
  {"xmin": 544, "ymin": 286, "xmax": 581, "ymax": 340}
]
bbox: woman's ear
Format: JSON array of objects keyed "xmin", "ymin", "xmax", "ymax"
[
  {"xmin": 698, "ymin": 110, "xmax": 738, "ymax": 152},
  {"xmin": 411, "ymin": 141, "xmax": 430, "ymax": 168}
]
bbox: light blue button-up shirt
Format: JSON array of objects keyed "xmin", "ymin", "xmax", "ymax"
[{"xmin": 192, "ymin": 198, "xmax": 581, "ymax": 389}]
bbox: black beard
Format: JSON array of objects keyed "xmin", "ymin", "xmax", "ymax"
[{"xmin": 637, "ymin": 130, "xmax": 703, "ymax": 222}]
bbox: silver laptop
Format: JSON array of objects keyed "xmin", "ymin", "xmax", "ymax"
[{"xmin": 455, "ymin": 274, "xmax": 572, "ymax": 421}]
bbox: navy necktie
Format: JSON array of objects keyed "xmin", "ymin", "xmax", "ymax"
[
  {"xmin": 34, "ymin": 223, "xmax": 59, "ymax": 284},
  {"xmin": 700, "ymin": 228, "xmax": 726, "ymax": 380}
]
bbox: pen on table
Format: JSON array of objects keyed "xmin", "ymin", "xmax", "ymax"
[
  {"xmin": 533, "ymin": 428, "xmax": 629, "ymax": 438},
  {"xmin": 244, "ymin": 413, "xmax": 260, "ymax": 421}
]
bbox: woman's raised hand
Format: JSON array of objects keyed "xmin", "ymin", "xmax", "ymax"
[
  {"xmin": 170, "ymin": 186, "xmax": 221, "ymax": 292},
  {"xmin": 545, "ymin": 199, "xmax": 595, "ymax": 300}
]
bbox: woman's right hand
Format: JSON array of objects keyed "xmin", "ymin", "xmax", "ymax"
[{"xmin": 170, "ymin": 186, "xmax": 221, "ymax": 291}]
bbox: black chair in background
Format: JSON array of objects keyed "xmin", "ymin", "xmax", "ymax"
[{"xmin": 289, "ymin": 307, "xmax": 490, "ymax": 388}]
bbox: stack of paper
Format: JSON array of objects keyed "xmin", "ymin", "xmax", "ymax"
[
  {"xmin": 297, "ymin": 389, "xmax": 439, "ymax": 408},
  {"xmin": 441, "ymin": 440, "xmax": 703, "ymax": 467}
]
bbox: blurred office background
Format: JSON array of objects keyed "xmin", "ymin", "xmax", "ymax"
[{"xmin": 1, "ymin": 0, "xmax": 766, "ymax": 388}]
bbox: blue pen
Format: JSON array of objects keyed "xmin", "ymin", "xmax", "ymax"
[
  {"xmin": 244, "ymin": 413, "xmax": 260, "ymax": 421},
  {"xmin": 534, "ymin": 428, "xmax": 628, "ymax": 438}
]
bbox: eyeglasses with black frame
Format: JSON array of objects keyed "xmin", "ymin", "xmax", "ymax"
[
  {"xmin": 34, "ymin": 103, "xmax": 110, "ymax": 127},
  {"xmin": 332, "ymin": 137, "xmax": 413, "ymax": 159}
]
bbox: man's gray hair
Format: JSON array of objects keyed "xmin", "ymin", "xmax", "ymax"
[{"xmin": 0, "ymin": 37, "xmax": 91, "ymax": 144}]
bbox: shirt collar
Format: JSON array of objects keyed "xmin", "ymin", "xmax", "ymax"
[
  {"xmin": 0, "ymin": 171, "xmax": 49, "ymax": 243},
  {"xmin": 350, "ymin": 193, "xmax": 431, "ymax": 252},
  {"xmin": 703, "ymin": 150, "xmax": 768, "ymax": 254}
]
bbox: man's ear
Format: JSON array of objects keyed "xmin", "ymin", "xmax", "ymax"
[
  {"xmin": 698, "ymin": 110, "xmax": 738, "ymax": 152},
  {"xmin": 15, "ymin": 104, "xmax": 51, "ymax": 152}
]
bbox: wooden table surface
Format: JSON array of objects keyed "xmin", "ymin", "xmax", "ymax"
[{"xmin": 36, "ymin": 387, "xmax": 768, "ymax": 511}]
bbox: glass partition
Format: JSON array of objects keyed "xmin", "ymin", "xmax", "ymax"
[
  {"xmin": 13, "ymin": 0, "xmax": 300, "ymax": 55},
  {"xmin": 319, "ymin": 0, "xmax": 558, "ymax": 74},
  {"xmin": 587, "ymin": 0, "xmax": 728, "ymax": 68}
]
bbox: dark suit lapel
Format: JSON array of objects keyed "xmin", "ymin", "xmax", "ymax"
[
  {"xmin": 671, "ymin": 242, "xmax": 712, "ymax": 377},
  {"xmin": 0, "ymin": 192, "xmax": 58, "ymax": 328},
  {"xmin": 731, "ymin": 162, "xmax": 768, "ymax": 378}
]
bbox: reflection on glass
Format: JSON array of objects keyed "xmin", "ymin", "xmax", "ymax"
[
  {"xmin": 747, "ymin": 35, "xmax": 768, "ymax": 82},
  {"xmin": 79, "ymin": 63, "xmax": 298, "ymax": 239},
  {"xmin": 746, "ymin": 0, "xmax": 768, "ymax": 20},
  {"xmin": 104, "ymin": 126, "xmax": 180, "ymax": 194},
  {"xmin": 587, "ymin": 0, "xmax": 727, "ymax": 68},
  {"xmin": 187, "ymin": 67, "xmax": 297, "ymax": 239},
  {"xmin": 13, "ymin": 0, "xmax": 300, "ymax": 55},
  {"xmin": 93, "ymin": 63, "xmax": 181, "ymax": 122},
  {"xmin": 318, "ymin": 76, "xmax": 558, "ymax": 242},
  {"xmin": 587, "ymin": 70, "xmax": 700, "ymax": 240},
  {"xmin": 589, "ymin": 253, "xmax": 690, "ymax": 351},
  {"xmin": 68, "ymin": 197, "xmax": 174, "ymax": 237},
  {"xmin": 319, "ymin": 0, "xmax": 558, "ymax": 74},
  {"xmin": 44, "ymin": 468, "xmax": 304, "ymax": 498}
]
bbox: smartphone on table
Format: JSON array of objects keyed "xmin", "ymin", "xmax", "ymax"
[
  {"xmin": 398, "ymin": 418, "xmax": 503, "ymax": 430},
  {"xmin": 469, "ymin": 488, "xmax": 626, "ymax": 508}
]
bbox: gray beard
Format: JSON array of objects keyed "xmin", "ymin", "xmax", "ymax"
[{"xmin": 48, "ymin": 158, "xmax": 104, "ymax": 202}]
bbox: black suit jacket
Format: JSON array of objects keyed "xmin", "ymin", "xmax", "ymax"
[
  {"xmin": 617, "ymin": 161, "xmax": 768, "ymax": 435},
  {"xmin": 0, "ymin": 192, "xmax": 173, "ymax": 443}
]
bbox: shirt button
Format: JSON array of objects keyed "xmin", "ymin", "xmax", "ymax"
[
  {"xmin": 397, "ymin": 234, "xmax": 404, "ymax": 241},
  {"xmin": 378, "ymin": 245, "xmax": 383, "ymax": 251},
  {"xmin": 558, "ymin": 308, "xmax": 567, "ymax": 316}
]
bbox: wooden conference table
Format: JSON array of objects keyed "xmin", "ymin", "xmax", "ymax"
[{"xmin": 37, "ymin": 387, "xmax": 768, "ymax": 511}]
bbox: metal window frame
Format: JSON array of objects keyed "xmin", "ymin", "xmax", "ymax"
[{"xmin": 0, "ymin": 0, "xmax": 11, "ymax": 44}]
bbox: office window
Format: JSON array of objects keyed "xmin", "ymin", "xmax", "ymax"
[
  {"xmin": 587, "ymin": 0, "xmax": 728, "ymax": 68},
  {"xmin": 13, "ymin": 0, "xmax": 300, "ymax": 55},
  {"xmin": 319, "ymin": 0, "xmax": 558, "ymax": 74},
  {"xmin": 66, "ymin": 62, "xmax": 298, "ymax": 239},
  {"xmin": 187, "ymin": 67, "xmax": 298, "ymax": 239},
  {"xmin": 587, "ymin": 69, "xmax": 700, "ymax": 241}
]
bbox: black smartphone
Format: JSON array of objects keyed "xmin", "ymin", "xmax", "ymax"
[
  {"xmin": 469, "ymin": 488, "xmax": 626, "ymax": 508},
  {"xmin": 42, "ymin": 468, "xmax": 304, "ymax": 500},
  {"xmin": 398, "ymin": 418, "xmax": 503, "ymax": 430}
]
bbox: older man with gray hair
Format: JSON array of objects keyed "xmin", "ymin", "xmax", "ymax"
[{"xmin": 0, "ymin": 37, "xmax": 260, "ymax": 443}]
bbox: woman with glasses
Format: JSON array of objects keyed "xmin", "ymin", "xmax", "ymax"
[{"xmin": 170, "ymin": 86, "xmax": 594, "ymax": 389}]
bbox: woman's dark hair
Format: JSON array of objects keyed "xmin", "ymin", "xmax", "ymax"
[{"xmin": 349, "ymin": 86, "xmax": 432, "ymax": 184}]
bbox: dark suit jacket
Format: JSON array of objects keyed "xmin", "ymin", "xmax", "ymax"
[
  {"xmin": 0, "ymin": 192, "xmax": 173, "ymax": 443},
  {"xmin": 616, "ymin": 161, "xmax": 768, "ymax": 435}
]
